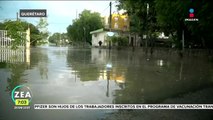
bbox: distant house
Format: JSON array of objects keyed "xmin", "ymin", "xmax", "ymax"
[
  {"xmin": 90, "ymin": 28, "xmax": 141, "ymax": 47},
  {"xmin": 90, "ymin": 13, "xmax": 142, "ymax": 47},
  {"xmin": 90, "ymin": 28, "xmax": 109, "ymax": 47},
  {"xmin": 90, "ymin": 13, "xmax": 131, "ymax": 47}
]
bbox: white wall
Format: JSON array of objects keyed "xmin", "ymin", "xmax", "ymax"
[
  {"xmin": 91, "ymin": 48, "xmax": 107, "ymax": 65},
  {"xmin": 128, "ymin": 34, "xmax": 141, "ymax": 47},
  {"xmin": 92, "ymin": 31, "xmax": 108, "ymax": 46}
]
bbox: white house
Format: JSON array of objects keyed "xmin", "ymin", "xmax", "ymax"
[
  {"xmin": 90, "ymin": 28, "xmax": 123, "ymax": 47},
  {"xmin": 90, "ymin": 28, "xmax": 142, "ymax": 47},
  {"xmin": 90, "ymin": 28, "xmax": 108, "ymax": 47}
]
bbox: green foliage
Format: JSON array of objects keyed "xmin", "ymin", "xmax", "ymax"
[
  {"xmin": 117, "ymin": 0, "xmax": 158, "ymax": 35},
  {"xmin": 6, "ymin": 63, "xmax": 28, "ymax": 92},
  {"xmin": 155, "ymin": 0, "xmax": 213, "ymax": 48},
  {"xmin": 155, "ymin": 0, "xmax": 189, "ymax": 48},
  {"xmin": 118, "ymin": 36, "xmax": 129, "ymax": 46},
  {"xmin": 118, "ymin": 0, "xmax": 213, "ymax": 48},
  {"xmin": 0, "ymin": 22, "xmax": 5, "ymax": 30},
  {"xmin": 0, "ymin": 62, "xmax": 7, "ymax": 68},
  {"xmin": 67, "ymin": 10, "xmax": 103, "ymax": 45},
  {"xmin": 28, "ymin": 23, "xmax": 41, "ymax": 46},
  {"xmin": 1, "ymin": 19, "xmax": 49, "ymax": 47},
  {"xmin": 48, "ymin": 33, "xmax": 61, "ymax": 44},
  {"xmin": 48, "ymin": 33, "xmax": 68, "ymax": 45},
  {"xmin": 61, "ymin": 33, "xmax": 68, "ymax": 41},
  {"xmin": 110, "ymin": 36, "xmax": 129, "ymax": 46},
  {"xmin": 111, "ymin": 36, "xmax": 117, "ymax": 45},
  {"xmin": 4, "ymin": 20, "xmax": 26, "ymax": 49},
  {"xmin": 35, "ymin": 18, "xmax": 49, "ymax": 45}
]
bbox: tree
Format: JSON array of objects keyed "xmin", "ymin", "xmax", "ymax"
[
  {"xmin": 61, "ymin": 33, "xmax": 68, "ymax": 41},
  {"xmin": 4, "ymin": 20, "xmax": 27, "ymax": 49},
  {"xmin": 117, "ymin": 0, "xmax": 159, "ymax": 47},
  {"xmin": 48, "ymin": 32, "xmax": 68, "ymax": 45},
  {"xmin": 117, "ymin": 0, "xmax": 213, "ymax": 49},
  {"xmin": 67, "ymin": 9, "xmax": 103, "ymax": 45},
  {"xmin": 1, "ymin": 19, "xmax": 49, "ymax": 47},
  {"xmin": 48, "ymin": 32, "xmax": 61, "ymax": 45},
  {"xmin": 29, "ymin": 23, "xmax": 41, "ymax": 46},
  {"xmin": 35, "ymin": 18, "xmax": 49, "ymax": 45},
  {"xmin": 156, "ymin": 0, "xmax": 213, "ymax": 48},
  {"xmin": 0, "ymin": 22, "xmax": 5, "ymax": 29}
]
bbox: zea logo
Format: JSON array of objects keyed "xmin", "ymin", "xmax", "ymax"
[{"xmin": 11, "ymin": 85, "xmax": 32, "ymax": 109}]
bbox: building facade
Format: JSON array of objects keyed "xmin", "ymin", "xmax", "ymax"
[{"xmin": 91, "ymin": 14, "xmax": 142, "ymax": 47}]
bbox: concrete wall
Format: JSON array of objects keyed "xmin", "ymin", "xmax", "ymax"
[
  {"xmin": 26, "ymin": 27, "xmax": 30, "ymax": 49},
  {"xmin": 128, "ymin": 34, "xmax": 141, "ymax": 47},
  {"xmin": 91, "ymin": 48, "xmax": 107, "ymax": 65},
  {"xmin": 91, "ymin": 30, "xmax": 142, "ymax": 47}
]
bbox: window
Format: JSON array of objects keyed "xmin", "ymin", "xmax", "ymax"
[{"xmin": 94, "ymin": 33, "xmax": 97, "ymax": 37}]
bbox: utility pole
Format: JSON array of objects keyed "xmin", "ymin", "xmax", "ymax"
[
  {"xmin": 109, "ymin": 2, "xmax": 112, "ymax": 50},
  {"xmin": 16, "ymin": 12, "xmax": 19, "ymax": 21},
  {"xmin": 76, "ymin": 9, "xmax": 78, "ymax": 20},
  {"xmin": 145, "ymin": 3, "xmax": 149, "ymax": 49},
  {"xmin": 109, "ymin": 2, "xmax": 112, "ymax": 30},
  {"xmin": 182, "ymin": 30, "xmax": 185, "ymax": 51},
  {"xmin": 83, "ymin": 27, "xmax": 86, "ymax": 47}
]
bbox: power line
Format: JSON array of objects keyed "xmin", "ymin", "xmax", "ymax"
[
  {"xmin": 101, "ymin": 5, "xmax": 110, "ymax": 14},
  {"xmin": 0, "ymin": 18, "xmax": 17, "ymax": 21},
  {"xmin": 101, "ymin": 1, "xmax": 117, "ymax": 15}
]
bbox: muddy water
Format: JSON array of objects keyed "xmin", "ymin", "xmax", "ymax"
[{"xmin": 0, "ymin": 47, "xmax": 213, "ymax": 120}]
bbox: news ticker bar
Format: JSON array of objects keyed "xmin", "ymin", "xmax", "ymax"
[{"xmin": 34, "ymin": 104, "xmax": 213, "ymax": 110}]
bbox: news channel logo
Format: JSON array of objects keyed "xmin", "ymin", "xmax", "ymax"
[
  {"xmin": 185, "ymin": 8, "xmax": 199, "ymax": 22},
  {"xmin": 11, "ymin": 85, "xmax": 33, "ymax": 109}
]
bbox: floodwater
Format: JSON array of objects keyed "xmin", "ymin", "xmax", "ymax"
[{"xmin": 0, "ymin": 46, "xmax": 213, "ymax": 120}]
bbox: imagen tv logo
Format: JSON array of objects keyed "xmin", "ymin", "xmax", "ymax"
[{"xmin": 185, "ymin": 8, "xmax": 199, "ymax": 22}]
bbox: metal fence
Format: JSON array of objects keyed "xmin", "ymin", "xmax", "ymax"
[
  {"xmin": 0, "ymin": 30, "xmax": 26, "ymax": 63},
  {"xmin": 0, "ymin": 30, "xmax": 25, "ymax": 47},
  {"xmin": 0, "ymin": 48, "xmax": 25, "ymax": 63}
]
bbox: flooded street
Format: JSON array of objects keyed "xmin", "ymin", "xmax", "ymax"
[{"xmin": 0, "ymin": 46, "xmax": 213, "ymax": 120}]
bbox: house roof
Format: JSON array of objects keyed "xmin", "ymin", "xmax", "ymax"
[{"xmin": 90, "ymin": 28, "xmax": 105, "ymax": 34}]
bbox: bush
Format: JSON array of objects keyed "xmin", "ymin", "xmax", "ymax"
[
  {"xmin": 109, "ymin": 36, "xmax": 128, "ymax": 46},
  {"xmin": 117, "ymin": 36, "xmax": 128, "ymax": 46}
]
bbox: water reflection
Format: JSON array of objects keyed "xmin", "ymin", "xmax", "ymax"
[
  {"xmin": 156, "ymin": 59, "xmax": 164, "ymax": 67},
  {"xmin": 6, "ymin": 63, "xmax": 28, "ymax": 93},
  {"xmin": 30, "ymin": 47, "xmax": 47, "ymax": 68},
  {"xmin": 106, "ymin": 67, "xmax": 111, "ymax": 97},
  {"xmin": 67, "ymin": 49, "xmax": 100, "ymax": 81},
  {"xmin": 104, "ymin": 68, "xmax": 126, "ymax": 97},
  {"xmin": 66, "ymin": 48, "xmax": 213, "ymax": 104},
  {"xmin": 26, "ymin": 48, "xmax": 30, "ymax": 66},
  {"xmin": 30, "ymin": 47, "xmax": 49, "ymax": 80},
  {"xmin": 114, "ymin": 50, "xmax": 213, "ymax": 104},
  {"xmin": 38, "ymin": 61, "xmax": 48, "ymax": 79},
  {"xmin": 0, "ymin": 48, "xmax": 30, "ymax": 94},
  {"xmin": 66, "ymin": 48, "xmax": 127, "ymax": 99}
]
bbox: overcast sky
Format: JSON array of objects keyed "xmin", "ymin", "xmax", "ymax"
[{"xmin": 0, "ymin": 1, "xmax": 118, "ymax": 34}]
